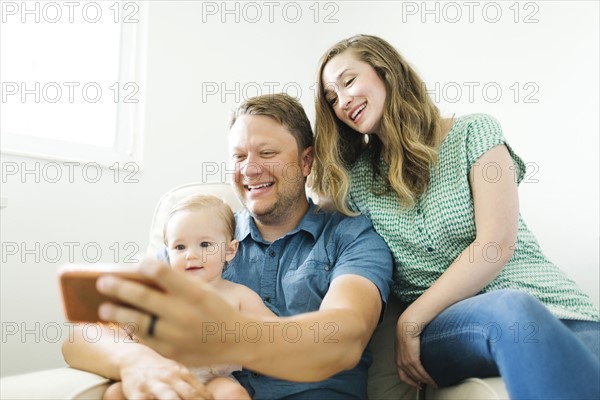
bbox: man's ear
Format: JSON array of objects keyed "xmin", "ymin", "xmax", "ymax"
[
  {"xmin": 302, "ymin": 146, "xmax": 314, "ymax": 177},
  {"xmin": 225, "ymin": 239, "xmax": 239, "ymax": 263}
]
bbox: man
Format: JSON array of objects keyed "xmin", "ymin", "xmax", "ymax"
[{"xmin": 63, "ymin": 93, "xmax": 393, "ymax": 399}]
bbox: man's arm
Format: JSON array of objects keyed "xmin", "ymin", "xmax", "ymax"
[
  {"xmin": 96, "ymin": 259, "xmax": 385, "ymax": 382},
  {"xmin": 62, "ymin": 324, "xmax": 213, "ymax": 398},
  {"xmin": 243, "ymin": 274, "xmax": 382, "ymax": 380}
]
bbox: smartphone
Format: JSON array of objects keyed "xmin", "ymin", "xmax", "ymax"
[{"xmin": 58, "ymin": 263, "xmax": 160, "ymax": 323}]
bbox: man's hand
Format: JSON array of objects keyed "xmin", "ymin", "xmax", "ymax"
[
  {"xmin": 96, "ymin": 258, "xmax": 249, "ymax": 367},
  {"xmin": 117, "ymin": 356, "xmax": 213, "ymax": 399}
]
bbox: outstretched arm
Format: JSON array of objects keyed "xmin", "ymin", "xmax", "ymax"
[{"xmin": 96, "ymin": 265, "xmax": 383, "ymax": 382}]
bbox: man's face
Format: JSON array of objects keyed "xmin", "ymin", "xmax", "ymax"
[{"xmin": 228, "ymin": 114, "xmax": 313, "ymax": 225}]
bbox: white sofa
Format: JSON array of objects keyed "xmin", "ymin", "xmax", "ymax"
[{"xmin": 0, "ymin": 182, "xmax": 508, "ymax": 399}]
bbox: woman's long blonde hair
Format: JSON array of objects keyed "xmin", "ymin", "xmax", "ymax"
[{"xmin": 309, "ymin": 34, "xmax": 442, "ymax": 216}]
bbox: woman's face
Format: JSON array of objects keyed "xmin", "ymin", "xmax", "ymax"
[{"xmin": 321, "ymin": 50, "xmax": 387, "ymax": 138}]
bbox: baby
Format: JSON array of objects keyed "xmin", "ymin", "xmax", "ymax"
[{"xmin": 103, "ymin": 194, "xmax": 274, "ymax": 399}]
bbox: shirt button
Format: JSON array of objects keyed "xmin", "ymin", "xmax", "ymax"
[
  {"xmin": 251, "ymin": 372, "xmax": 260, "ymax": 378},
  {"xmin": 324, "ymin": 265, "xmax": 330, "ymax": 271},
  {"xmin": 268, "ymin": 250, "xmax": 275, "ymax": 257},
  {"xmin": 264, "ymin": 297, "xmax": 271, "ymax": 303},
  {"xmin": 427, "ymin": 247, "xmax": 434, "ymax": 252}
]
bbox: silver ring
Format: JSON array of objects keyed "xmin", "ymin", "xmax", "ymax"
[{"xmin": 147, "ymin": 314, "xmax": 158, "ymax": 337}]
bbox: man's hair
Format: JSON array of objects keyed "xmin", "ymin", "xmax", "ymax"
[{"xmin": 229, "ymin": 93, "xmax": 314, "ymax": 151}]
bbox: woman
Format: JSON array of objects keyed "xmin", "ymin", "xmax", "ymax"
[{"xmin": 310, "ymin": 34, "xmax": 600, "ymax": 399}]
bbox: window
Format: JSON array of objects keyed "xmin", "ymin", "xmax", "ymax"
[{"xmin": 0, "ymin": 1, "xmax": 146, "ymax": 165}]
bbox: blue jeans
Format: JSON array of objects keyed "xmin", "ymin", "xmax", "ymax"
[{"xmin": 419, "ymin": 289, "xmax": 600, "ymax": 399}]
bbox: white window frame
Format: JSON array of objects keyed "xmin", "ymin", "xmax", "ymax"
[{"xmin": 0, "ymin": 1, "xmax": 148, "ymax": 167}]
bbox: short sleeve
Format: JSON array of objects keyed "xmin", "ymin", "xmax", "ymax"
[
  {"xmin": 330, "ymin": 214, "xmax": 393, "ymax": 317},
  {"xmin": 465, "ymin": 114, "xmax": 526, "ymax": 184}
]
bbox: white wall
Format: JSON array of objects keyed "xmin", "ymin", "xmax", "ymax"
[{"xmin": 1, "ymin": 1, "xmax": 598, "ymax": 377}]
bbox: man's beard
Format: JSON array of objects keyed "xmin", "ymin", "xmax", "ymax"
[{"xmin": 247, "ymin": 184, "xmax": 305, "ymax": 226}]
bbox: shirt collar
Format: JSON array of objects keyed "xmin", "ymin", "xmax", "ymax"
[{"xmin": 235, "ymin": 198, "xmax": 324, "ymax": 244}]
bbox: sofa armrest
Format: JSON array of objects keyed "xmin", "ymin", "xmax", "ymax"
[
  {"xmin": 425, "ymin": 377, "xmax": 508, "ymax": 400},
  {"xmin": 0, "ymin": 367, "xmax": 110, "ymax": 400}
]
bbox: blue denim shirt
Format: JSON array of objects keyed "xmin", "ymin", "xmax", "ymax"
[{"xmin": 223, "ymin": 200, "xmax": 393, "ymax": 399}]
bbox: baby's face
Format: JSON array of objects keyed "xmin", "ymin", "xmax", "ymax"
[{"xmin": 165, "ymin": 209, "xmax": 236, "ymax": 283}]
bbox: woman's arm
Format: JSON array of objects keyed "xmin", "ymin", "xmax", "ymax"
[{"xmin": 396, "ymin": 144, "xmax": 519, "ymax": 387}]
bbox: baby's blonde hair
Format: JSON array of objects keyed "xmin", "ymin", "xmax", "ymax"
[{"xmin": 163, "ymin": 194, "xmax": 236, "ymax": 246}]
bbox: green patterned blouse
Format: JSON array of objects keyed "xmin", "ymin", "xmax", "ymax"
[{"xmin": 349, "ymin": 114, "xmax": 599, "ymax": 321}]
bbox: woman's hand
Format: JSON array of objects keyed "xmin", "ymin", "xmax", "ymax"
[
  {"xmin": 395, "ymin": 315, "xmax": 437, "ymax": 390},
  {"xmin": 117, "ymin": 356, "xmax": 213, "ymax": 400}
]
